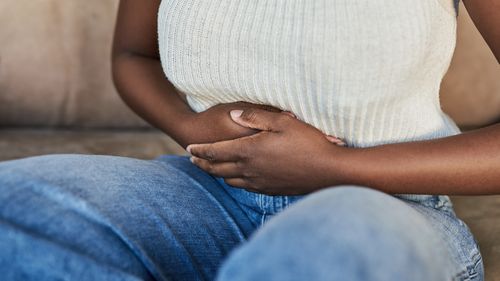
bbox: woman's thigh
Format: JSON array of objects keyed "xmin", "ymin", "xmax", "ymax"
[
  {"xmin": 216, "ymin": 186, "xmax": 483, "ymax": 281},
  {"xmin": 0, "ymin": 154, "xmax": 256, "ymax": 281}
]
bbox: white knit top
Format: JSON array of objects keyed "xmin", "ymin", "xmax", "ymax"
[{"xmin": 157, "ymin": 0, "xmax": 461, "ymax": 148}]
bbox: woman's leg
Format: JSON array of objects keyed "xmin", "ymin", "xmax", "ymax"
[
  {"xmin": 0, "ymin": 154, "xmax": 256, "ymax": 281},
  {"xmin": 216, "ymin": 186, "xmax": 483, "ymax": 281}
]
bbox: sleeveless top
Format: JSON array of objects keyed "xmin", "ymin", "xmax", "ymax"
[{"xmin": 157, "ymin": 0, "xmax": 461, "ymax": 148}]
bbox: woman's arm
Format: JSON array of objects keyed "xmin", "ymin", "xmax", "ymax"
[
  {"xmin": 463, "ymin": 0, "xmax": 500, "ymax": 62},
  {"xmin": 344, "ymin": 123, "xmax": 500, "ymax": 195},
  {"xmin": 187, "ymin": 109, "xmax": 500, "ymax": 196},
  {"xmin": 112, "ymin": 0, "xmax": 194, "ymax": 147},
  {"xmin": 112, "ymin": 0, "xmax": 282, "ymax": 148}
]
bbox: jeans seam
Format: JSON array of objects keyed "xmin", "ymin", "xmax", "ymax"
[
  {"xmin": 467, "ymin": 251, "xmax": 483, "ymax": 279},
  {"xmin": 258, "ymin": 194, "xmax": 263, "ymax": 211},
  {"xmin": 260, "ymin": 211, "xmax": 267, "ymax": 227},
  {"xmin": 275, "ymin": 196, "xmax": 283, "ymax": 213}
]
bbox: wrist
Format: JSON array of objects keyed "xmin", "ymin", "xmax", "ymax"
[
  {"xmin": 331, "ymin": 144, "xmax": 402, "ymax": 193},
  {"xmin": 165, "ymin": 110, "xmax": 199, "ymax": 149},
  {"xmin": 323, "ymin": 145, "xmax": 371, "ymax": 188}
]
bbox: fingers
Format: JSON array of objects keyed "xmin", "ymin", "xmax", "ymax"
[
  {"xmin": 281, "ymin": 111, "xmax": 297, "ymax": 118},
  {"xmin": 187, "ymin": 138, "xmax": 249, "ymax": 162},
  {"xmin": 254, "ymin": 104, "xmax": 282, "ymax": 113},
  {"xmin": 230, "ymin": 108, "xmax": 292, "ymax": 132},
  {"xmin": 325, "ymin": 135, "xmax": 347, "ymax": 146},
  {"xmin": 190, "ymin": 156, "xmax": 243, "ymax": 178},
  {"xmin": 223, "ymin": 178, "xmax": 257, "ymax": 191},
  {"xmin": 189, "ymin": 156, "xmax": 260, "ymax": 192},
  {"xmin": 223, "ymin": 178, "xmax": 246, "ymax": 187},
  {"xmin": 237, "ymin": 101, "xmax": 296, "ymax": 117}
]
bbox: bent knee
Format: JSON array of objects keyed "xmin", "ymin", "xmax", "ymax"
[
  {"xmin": 263, "ymin": 185, "xmax": 437, "ymax": 249},
  {"xmin": 217, "ymin": 186, "xmax": 452, "ymax": 281},
  {"xmin": 311, "ymin": 185, "xmax": 388, "ymax": 202},
  {"xmin": 293, "ymin": 185, "xmax": 402, "ymax": 218}
]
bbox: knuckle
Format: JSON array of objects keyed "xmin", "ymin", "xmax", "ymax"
[
  {"xmin": 246, "ymin": 180, "xmax": 260, "ymax": 191},
  {"xmin": 205, "ymin": 148, "xmax": 216, "ymax": 162},
  {"xmin": 269, "ymin": 114, "xmax": 291, "ymax": 131},
  {"xmin": 236, "ymin": 143, "xmax": 250, "ymax": 161},
  {"xmin": 242, "ymin": 109, "xmax": 258, "ymax": 123},
  {"xmin": 205, "ymin": 162, "xmax": 215, "ymax": 174},
  {"xmin": 241, "ymin": 169, "xmax": 254, "ymax": 178},
  {"xmin": 235, "ymin": 160, "xmax": 245, "ymax": 170},
  {"xmin": 239, "ymin": 163, "xmax": 256, "ymax": 178},
  {"xmin": 276, "ymin": 113, "xmax": 291, "ymax": 125}
]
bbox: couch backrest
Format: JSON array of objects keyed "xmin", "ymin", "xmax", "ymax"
[
  {"xmin": 0, "ymin": 0, "xmax": 147, "ymax": 128},
  {"xmin": 0, "ymin": 1, "xmax": 498, "ymax": 129}
]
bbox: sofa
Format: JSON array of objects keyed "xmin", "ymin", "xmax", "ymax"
[{"xmin": 1, "ymin": 1, "xmax": 499, "ymax": 279}]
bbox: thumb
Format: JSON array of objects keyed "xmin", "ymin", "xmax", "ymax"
[{"xmin": 230, "ymin": 109, "xmax": 284, "ymax": 131}]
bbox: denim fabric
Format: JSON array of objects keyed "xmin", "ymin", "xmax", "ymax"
[{"xmin": 0, "ymin": 154, "xmax": 483, "ymax": 280}]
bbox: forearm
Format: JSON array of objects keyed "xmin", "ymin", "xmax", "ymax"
[
  {"xmin": 112, "ymin": 0, "xmax": 198, "ymax": 148},
  {"xmin": 112, "ymin": 53, "xmax": 195, "ymax": 148},
  {"xmin": 335, "ymin": 124, "xmax": 500, "ymax": 195}
]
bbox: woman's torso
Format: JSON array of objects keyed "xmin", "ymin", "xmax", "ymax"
[
  {"xmin": 156, "ymin": 4, "xmax": 484, "ymax": 277},
  {"xmin": 158, "ymin": 0, "xmax": 461, "ymax": 148}
]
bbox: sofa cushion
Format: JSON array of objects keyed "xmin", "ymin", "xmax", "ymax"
[{"xmin": 0, "ymin": 0, "xmax": 148, "ymax": 128}]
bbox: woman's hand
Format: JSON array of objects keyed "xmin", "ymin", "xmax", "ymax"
[
  {"xmin": 179, "ymin": 102, "xmax": 283, "ymax": 146},
  {"xmin": 187, "ymin": 109, "xmax": 351, "ymax": 195},
  {"xmin": 181, "ymin": 101, "xmax": 345, "ymax": 148}
]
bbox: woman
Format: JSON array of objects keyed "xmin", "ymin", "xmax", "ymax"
[{"xmin": 1, "ymin": 0, "xmax": 499, "ymax": 280}]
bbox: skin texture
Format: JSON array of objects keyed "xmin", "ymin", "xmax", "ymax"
[
  {"xmin": 188, "ymin": 109, "xmax": 500, "ymax": 195},
  {"xmin": 114, "ymin": 0, "xmax": 500, "ymax": 196},
  {"xmin": 188, "ymin": 110, "xmax": 351, "ymax": 195}
]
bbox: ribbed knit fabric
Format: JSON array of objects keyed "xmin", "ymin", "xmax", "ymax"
[{"xmin": 158, "ymin": 0, "xmax": 461, "ymax": 148}]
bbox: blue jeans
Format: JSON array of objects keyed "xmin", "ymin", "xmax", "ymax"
[{"xmin": 0, "ymin": 154, "xmax": 483, "ymax": 280}]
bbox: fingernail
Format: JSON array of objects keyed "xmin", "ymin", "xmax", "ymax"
[
  {"xmin": 283, "ymin": 111, "xmax": 297, "ymax": 118},
  {"xmin": 326, "ymin": 135, "xmax": 347, "ymax": 146},
  {"xmin": 326, "ymin": 135, "xmax": 340, "ymax": 142},
  {"xmin": 190, "ymin": 156, "xmax": 195, "ymax": 163},
  {"xmin": 186, "ymin": 145, "xmax": 192, "ymax": 154},
  {"xmin": 230, "ymin": 110, "xmax": 243, "ymax": 119}
]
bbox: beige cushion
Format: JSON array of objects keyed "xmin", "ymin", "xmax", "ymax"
[
  {"xmin": 0, "ymin": 0, "xmax": 147, "ymax": 128},
  {"xmin": 0, "ymin": 1, "xmax": 499, "ymax": 128}
]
